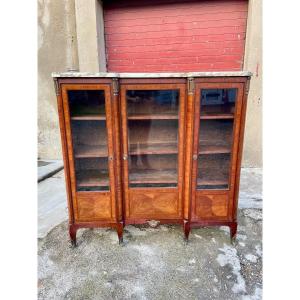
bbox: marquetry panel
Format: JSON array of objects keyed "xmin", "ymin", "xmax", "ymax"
[
  {"xmin": 76, "ymin": 192, "xmax": 112, "ymax": 222},
  {"xmin": 128, "ymin": 189, "xmax": 180, "ymax": 219},
  {"xmin": 194, "ymin": 193, "xmax": 229, "ymax": 220}
]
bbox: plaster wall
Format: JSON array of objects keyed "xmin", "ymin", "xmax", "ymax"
[
  {"xmin": 38, "ymin": 0, "xmax": 78, "ymax": 159},
  {"xmin": 75, "ymin": 0, "xmax": 106, "ymax": 72},
  {"xmin": 243, "ymin": 0, "xmax": 262, "ymax": 167},
  {"xmin": 38, "ymin": 0, "xmax": 262, "ymax": 167}
]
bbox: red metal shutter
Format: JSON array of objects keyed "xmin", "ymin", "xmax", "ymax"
[{"xmin": 103, "ymin": 0, "xmax": 248, "ymax": 72}]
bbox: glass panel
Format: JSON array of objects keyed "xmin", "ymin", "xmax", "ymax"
[
  {"xmin": 197, "ymin": 88, "xmax": 237, "ymax": 190},
  {"xmin": 69, "ymin": 90, "xmax": 106, "ymax": 117},
  {"xmin": 126, "ymin": 90, "xmax": 179, "ymax": 188},
  {"xmin": 68, "ymin": 90, "xmax": 110, "ymax": 191},
  {"xmin": 200, "ymin": 88, "xmax": 236, "ymax": 119}
]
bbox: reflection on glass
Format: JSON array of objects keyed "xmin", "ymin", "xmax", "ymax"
[
  {"xmin": 75, "ymin": 157, "xmax": 109, "ymax": 191},
  {"xmin": 68, "ymin": 90, "xmax": 109, "ymax": 191},
  {"xmin": 200, "ymin": 88, "xmax": 236, "ymax": 118},
  {"xmin": 197, "ymin": 88, "xmax": 237, "ymax": 190},
  {"xmin": 126, "ymin": 90, "xmax": 179, "ymax": 188},
  {"xmin": 69, "ymin": 90, "xmax": 106, "ymax": 116}
]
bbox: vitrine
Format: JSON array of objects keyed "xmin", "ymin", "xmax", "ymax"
[{"xmin": 53, "ymin": 72, "xmax": 251, "ymax": 246}]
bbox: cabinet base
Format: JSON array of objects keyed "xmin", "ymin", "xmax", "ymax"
[
  {"xmin": 189, "ymin": 221, "xmax": 238, "ymax": 243},
  {"xmin": 69, "ymin": 221, "xmax": 124, "ymax": 246},
  {"xmin": 183, "ymin": 219, "xmax": 191, "ymax": 241},
  {"xmin": 68, "ymin": 221, "xmax": 237, "ymax": 245}
]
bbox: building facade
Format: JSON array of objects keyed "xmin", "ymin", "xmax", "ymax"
[{"xmin": 38, "ymin": 0, "xmax": 262, "ymax": 167}]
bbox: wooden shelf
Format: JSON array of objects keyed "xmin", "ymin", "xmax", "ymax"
[
  {"xmin": 127, "ymin": 100, "xmax": 178, "ymax": 119},
  {"xmin": 197, "ymin": 169, "xmax": 228, "ymax": 187},
  {"xmin": 129, "ymin": 143, "xmax": 177, "ymax": 155},
  {"xmin": 129, "ymin": 121, "xmax": 178, "ymax": 147},
  {"xmin": 197, "ymin": 154, "xmax": 229, "ymax": 188},
  {"xmin": 71, "ymin": 115, "xmax": 106, "ymax": 121},
  {"xmin": 128, "ymin": 114, "xmax": 178, "ymax": 120},
  {"xmin": 200, "ymin": 104, "xmax": 234, "ymax": 119},
  {"xmin": 199, "ymin": 119, "xmax": 233, "ymax": 153},
  {"xmin": 197, "ymin": 178, "xmax": 228, "ymax": 186},
  {"xmin": 74, "ymin": 145, "xmax": 108, "ymax": 158},
  {"xmin": 129, "ymin": 169, "xmax": 177, "ymax": 184},
  {"xmin": 77, "ymin": 170, "xmax": 109, "ymax": 187},
  {"xmin": 200, "ymin": 114, "xmax": 234, "ymax": 120},
  {"xmin": 198, "ymin": 145, "xmax": 231, "ymax": 155}
]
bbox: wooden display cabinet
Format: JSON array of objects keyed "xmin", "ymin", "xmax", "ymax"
[{"xmin": 53, "ymin": 72, "xmax": 251, "ymax": 246}]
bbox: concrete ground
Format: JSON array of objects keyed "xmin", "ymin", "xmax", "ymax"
[
  {"xmin": 38, "ymin": 168, "xmax": 262, "ymax": 300},
  {"xmin": 38, "ymin": 159, "xmax": 64, "ymax": 182}
]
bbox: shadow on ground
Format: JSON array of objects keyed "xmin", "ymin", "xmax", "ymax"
[{"xmin": 38, "ymin": 209, "xmax": 262, "ymax": 300}]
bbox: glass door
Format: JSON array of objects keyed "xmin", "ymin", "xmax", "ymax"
[
  {"xmin": 126, "ymin": 89, "xmax": 179, "ymax": 187},
  {"xmin": 62, "ymin": 85, "xmax": 115, "ymax": 194},
  {"xmin": 193, "ymin": 83, "xmax": 244, "ymax": 191},
  {"xmin": 120, "ymin": 84, "xmax": 185, "ymax": 219}
]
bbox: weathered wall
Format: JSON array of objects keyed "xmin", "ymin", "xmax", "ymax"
[
  {"xmin": 38, "ymin": 0, "xmax": 262, "ymax": 167},
  {"xmin": 38, "ymin": 0, "xmax": 79, "ymax": 159},
  {"xmin": 243, "ymin": 0, "xmax": 262, "ymax": 167},
  {"xmin": 75, "ymin": 0, "xmax": 106, "ymax": 72}
]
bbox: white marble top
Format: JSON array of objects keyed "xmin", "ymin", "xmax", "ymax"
[{"xmin": 52, "ymin": 71, "xmax": 252, "ymax": 78}]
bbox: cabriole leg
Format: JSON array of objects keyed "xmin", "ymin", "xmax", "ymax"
[
  {"xmin": 117, "ymin": 222, "xmax": 124, "ymax": 245},
  {"xmin": 183, "ymin": 220, "xmax": 191, "ymax": 242},
  {"xmin": 230, "ymin": 222, "xmax": 237, "ymax": 244},
  {"xmin": 69, "ymin": 224, "xmax": 77, "ymax": 247}
]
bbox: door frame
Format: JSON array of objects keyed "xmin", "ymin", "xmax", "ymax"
[
  {"xmin": 191, "ymin": 81, "xmax": 245, "ymax": 221},
  {"xmin": 119, "ymin": 82, "xmax": 186, "ymax": 222},
  {"xmin": 61, "ymin": 83, "xmax": 117, "ymax": 222}
]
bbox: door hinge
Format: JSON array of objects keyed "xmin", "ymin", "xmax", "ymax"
[
  {"xmin": 53, "ymin": 78, "xmax": 60, "ymax": 96},
  {"xmin": 187, "ymin": 78, "xmax": 195, "ymax": 95},
  {"xmin": 112, "ymin": 78, "xmax": 119, "ymax": 96}
]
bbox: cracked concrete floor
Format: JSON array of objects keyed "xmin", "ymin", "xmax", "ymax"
[
  {"xmin": 38, "ymin": 168, "xmax": 262, "ymax": 299},
  {"xmin": 38, "ymin": 210, "xmax": 262, "ymax": 300}
]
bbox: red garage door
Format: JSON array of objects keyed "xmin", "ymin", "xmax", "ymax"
[{"xmin": 103, "ymin": 0, "xmax": 248, "ymax": 72}]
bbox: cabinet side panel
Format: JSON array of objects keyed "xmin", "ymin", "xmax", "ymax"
[
  {"xmin": 227, "ymin": 83, "xmax": 245, "ymax": 220},
  {"xmin": 232, "ymin": 79, "xmax": 250, "ymax": 220},
  {"xmin": 56, "ymin": 80, "xmax": 74, "ymax": 224}
]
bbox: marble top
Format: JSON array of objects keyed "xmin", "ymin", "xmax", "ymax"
[{"xmin": 52, "ymin": 71, "xmax": 252, "ymax": 78}]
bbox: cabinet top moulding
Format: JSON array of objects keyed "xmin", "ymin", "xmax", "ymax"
[{"xmin": 52, "ymin": 71, "xmax": 252, "ymax": 79}]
